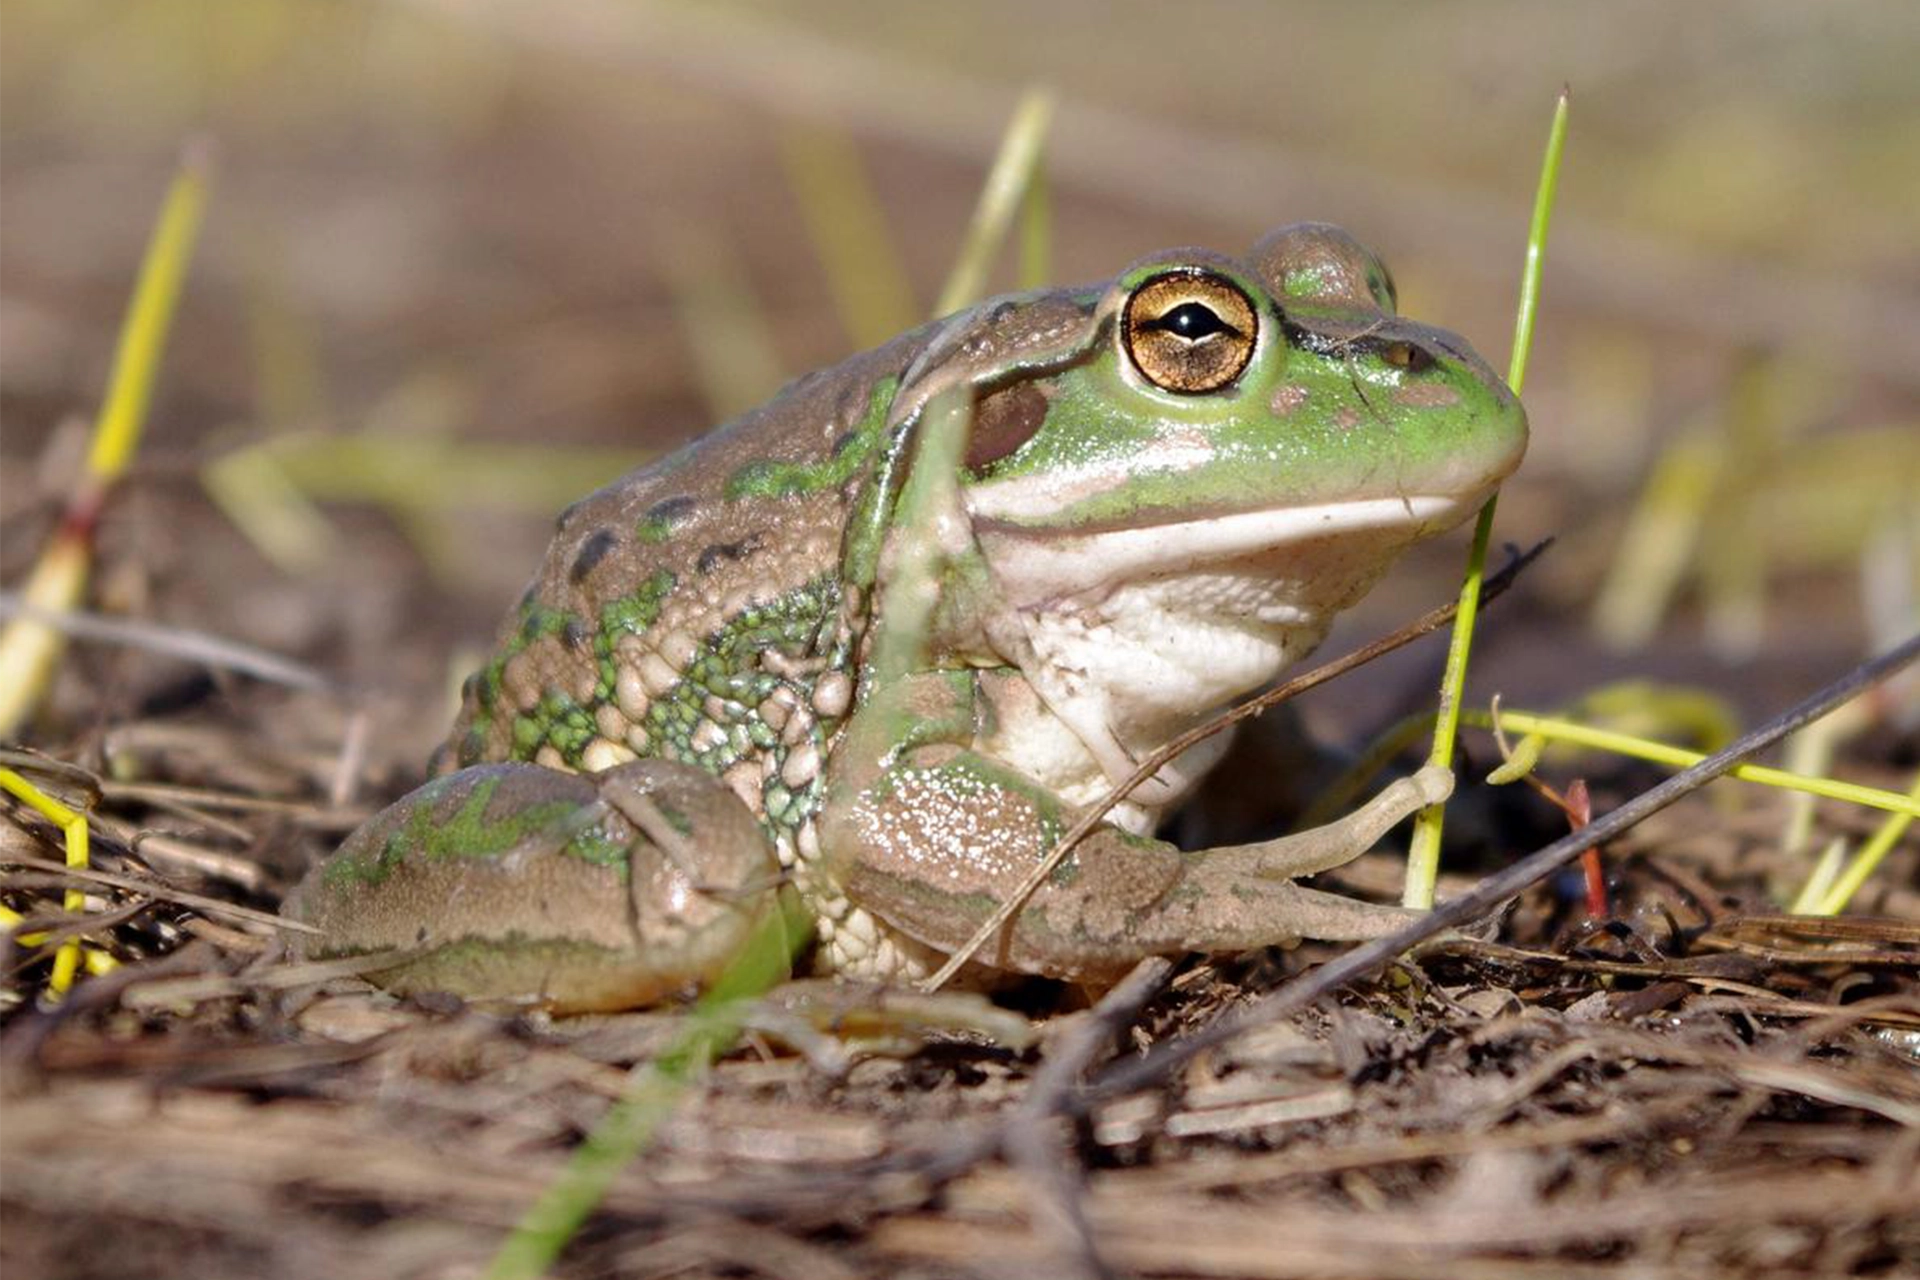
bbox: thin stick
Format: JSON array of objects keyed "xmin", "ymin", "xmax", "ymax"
[
  {"xmin": 1086, "ymin": 631, "xmax": 1920, "ymax": 1104},
  {"xmin": 1006, "ymin": 957, "xmax": 1174, "ymax": 1280},
  {"xmin": 1403, "ymin": 88, "xmax": 1570, "ymax": 908},
  {"xmin": 0, "ymin": 851, "xmax": 321, "ymax": 935},
  {"xmin": 0, "ymin": 593, "xmax": 336, "ymax": 693}
]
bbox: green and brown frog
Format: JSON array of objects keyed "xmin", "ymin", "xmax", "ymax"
[{"xmin": 291, "ymin": 224, "xmax": 1527, "ymax": 1012}]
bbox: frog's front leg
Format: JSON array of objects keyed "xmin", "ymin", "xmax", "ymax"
[
  {"xmin": 818, "ymin": 673, "xmax": 1443, "ymax": 985},
  {"xmin": 290, "ymin": 759, "xmax": 785, "ymax": 1014}
]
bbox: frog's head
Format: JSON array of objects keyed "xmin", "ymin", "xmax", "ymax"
[{"xmin": 960, "ymin": 223, "xmax": 1528, "ymax": 622}]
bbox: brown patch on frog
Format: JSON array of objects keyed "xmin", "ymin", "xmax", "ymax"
[
  {"xmin": 696, "ymin": 532, "xmax": 768, "ymax": 575},
  {"xmin": 1392, "ymin": 382, "xmax": 1462, "ymax": 409},
  {"xmin": 568, "ymin": 529, "xmax": 618, "ymax": 584},
  {"xmin": 1269, "ymin": 383, "xmax": 1309, "ymax": 416},
  {"xmin": 965, "ymin": 382, "xmax": 1050, "ymax": 471},
  {"xmin": 1333, "ymin": 406, "xmax": 1366, "ymax": 431},
  {"xmin": 499, "ymin": 649, "xmax": 545, "ymax": 713},
  {"xmin": 1251, "ymin": 222, "xmax": 1393, "ymax": 312},
  {"xmin": 1054, "ymin": 840, "xmax": 1184, "ymax": 939},
  {"xmin": 831, "ymin": 374, "xmax": 873, "ymax": 431}
]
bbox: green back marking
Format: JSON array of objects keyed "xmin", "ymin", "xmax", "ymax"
[{"xmin": 723, "ymin": 376, "xmax": 898, "ymax": 502}]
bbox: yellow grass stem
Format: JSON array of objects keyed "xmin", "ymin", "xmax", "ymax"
[
  {"xmin": 0, "ymin": 767, "xmax": 116, "ymax": 1000},
  {"xmin": 1814, "ymin": 769, "xmax": 1920, "ymax": 914},
  {"xmin": 0, "ymin": 538, "xmax": 92, "ymax": 739},
  {"xmin": 86, "ymin": 145, "xmax": 212, "ymax": 481},
  {"xmin": 1788, "ymin": 836, "xmax": 1848, "ymax": 914},
  {"xmin": 934, "ymin": 90, "xmax": 1053, "ymax": 316},
  {"xmin": 1018, "ymin": 150, "xmax": 1052, "ymax": 290},
  {"xmin": 0, "ymin": 147, "xmax": 211, "ymax": 738},
  {"xmin": 1471, "ymin": 708, "xmax": 1920, "ymax": 820},
  {"xmin": 0, "ymin": 149, "xmax": 206, "ymax": 989},
  {"xmin": 780, "ymin": 120, "xmax": 921, "ymax": 348}
]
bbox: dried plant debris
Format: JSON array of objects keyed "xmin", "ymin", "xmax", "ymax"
[
  {"xmin": 2, "ymin": 623, "xmax": 1917, "ymax": 1280},
  {"xmin": 3, "ymin": 709, "xmax": 1916, "ymax": 1280}
]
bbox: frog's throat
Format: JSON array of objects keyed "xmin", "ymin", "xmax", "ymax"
[{"xmin": 969, "ymin": 493, "xmax": 1473, "ymax": 605}]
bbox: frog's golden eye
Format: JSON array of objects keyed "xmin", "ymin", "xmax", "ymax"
[{"xmin": 1122, "ymin": 271, "xmax": 1258, "ymax": 393}]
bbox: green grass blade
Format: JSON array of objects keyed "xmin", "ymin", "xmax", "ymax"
[
  {"xmin": 1403, "ymin": 89, "xmax": 1568, "ymax": 909},
  {"xmin": 483, "ymin": 897, "xmax": 806, "ymax": 1280},
  {"xmin": 869, "ymin": 388, "xmax": 971, "ymax": 687},
  {"xmin": 1503, "ymin": 90, "xmax": 1568, "ymax": 398}
]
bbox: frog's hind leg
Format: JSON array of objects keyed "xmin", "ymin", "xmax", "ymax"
[{"xmin": 289, "ymin": 759, "xmax": 788, "ymax": 1013}]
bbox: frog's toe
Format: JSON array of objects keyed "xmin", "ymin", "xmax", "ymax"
[
  {"xmin": 766, "ymin": 978, "xmax": 1037, "ymax": 1055},
  {"xmin": 1408, "ymin": 764, "xmax": 1454, "ymax": 806},
  {"xmin": 288, "ymin": 761, "xmax": 784, "ymax": 1014}
]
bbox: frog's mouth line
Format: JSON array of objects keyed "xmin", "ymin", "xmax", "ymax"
[{"xmin": 971, "ymin": 492, "xmax": 1479, "ymax": 601}]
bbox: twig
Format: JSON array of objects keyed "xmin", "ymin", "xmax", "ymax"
[
  {"xmin": 0, "ymin": 593, "xmax": 337, "ymax": 694},
  {"xmin": 1004, "ymin": 956, "xmax": 1175, "ymax": 1280},
  {"xmin": 1085, "ymin": 631, "xmax": 1920, "ymax": 1104},
  {"xmin": 0, "ymin": 851, "xmax": 320, "ymax": 935}
]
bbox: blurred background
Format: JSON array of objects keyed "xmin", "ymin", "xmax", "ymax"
[{"xmin": 3, "ymin": 0, "xmax": 1916, "ymax": 767}]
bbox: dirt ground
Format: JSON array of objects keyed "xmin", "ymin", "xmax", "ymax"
[{"xmin": 3, "ymin": 4, "xmax": 1917, "ymax": 1277}]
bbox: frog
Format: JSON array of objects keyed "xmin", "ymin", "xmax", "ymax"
[{"xmin": 289, "ymin": 223, "xmax": 1527, "ymax": 1014}]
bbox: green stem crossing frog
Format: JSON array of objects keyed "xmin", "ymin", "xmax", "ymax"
[{"xmin": 290, "ymin": 224, "xmax": 1527, "ymax": 1012}]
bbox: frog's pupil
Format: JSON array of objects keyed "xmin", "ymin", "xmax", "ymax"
[{"xmin": 1158, "ymin": 302, "xmax": 1230, "ymax": 341}]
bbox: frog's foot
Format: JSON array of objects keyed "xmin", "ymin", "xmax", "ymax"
[
  {"xmin": 1135, "ymin": 764, "xmax": 1448, "ymax": 945},
  {"xmin": 287, "ymin": 760, "xmax": 786, "ymax": 1014},
  {"xmin": 592, "ymin": 782, "xmax": 790, "ymax": 903},
  {"xmin": 754, "ymin": 979, "xmax": 1037, "ymax": 1063},
  {"xmin": 823, "ymin": 714, "xmax": 1449, "ymax": 983}
]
